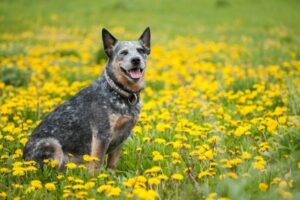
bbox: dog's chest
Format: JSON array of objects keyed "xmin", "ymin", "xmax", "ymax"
[{"xmin": 109, "ymin": 113, "xmax": 137, "ymax": 140}]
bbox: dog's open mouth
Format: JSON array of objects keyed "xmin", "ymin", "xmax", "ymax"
[{"xmin": 121, "ymin": 67, "xmax": 144, "ymax": 81}]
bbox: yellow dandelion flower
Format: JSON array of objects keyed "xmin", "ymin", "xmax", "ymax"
[
  {"xmin": 45, "ymin": 183, "xmax": 56, "ymax": 191},
  {"xmin": 279, "ymin": 191, "xmax": 292, "ymax": 199},
  {"xmin": 83, "ymin": 154, "xmax": 99, "ymax": 162},
  {"xmin": 144, "ymin": 166, "xmax": 161, "ymax": 174},
  {"xmin": 123, "ymin": 176, "xmax": 147, "ymax": 188},
  {"xmin": 153, "ymin": 154, "xmax": 164, "ymax": 161},
  {"xmin": 241, "ymin": 152, "xmax": 251, "ymax": 159},
  {"xmin": 0, "ymin": 192, "xmax": 7, "ymax": 198},
  {"xmin": 158, "ymin": 174, "xmax": 168, "ymax": 181},
  {"xmin": 133, "ymin": 125, "xmax": 142, "ymax": 134},
  {"xmin": 49, "ymin": 160, "xmax": 58, "ymax": 168},
  {"xmin": 133, "ymin": 188, "xmax": 157, "ymax": 200},
  {"xmin": 57, "ymin": 175, "xmax": 64, "ymax": 180},
  {"xmin": 204, "ymin": 150, "xmax": 214, "ymax": 159},
  {"xmin": 31, "ymin": 180, "xmax": 42, "ymax": 189},
  {"xmin": 154, "ymin": 138, "xmax": 166, "ymax": 144},
  {"xmin": 266, "ymin": 118, "xmax": 278, "ymax": 133},
  {"xmin": 279, "ymin": 181, "xmax": 287, "ymax": 189},
  {"xmin": 259, "ymin": 183, "xmax": 268, "ymax": 191},
  {"xmin": 25, "ymin": 186, "xmax": 36, "ymax": 194},
  {"xmin": 143, "ymin": 136, "xmax": 151, "ymax": 142},
  {"xmin": 219, "ymin": 198, "xmax": 230, "ymax": 200},
  {"xmin": 26, "ymin": 166, "xmax": 37, "ymax": 172},
  {"xmin": 198, "ymin": 170, "xmax": 212, "ymax": 179},
  {"xmin": 107, "ymin": 187, "xmax": 121, "ymax": 197},
  {"xmin": 65, "ymin": 162, "xmax": 77, "ymax": 169},
  {"xmin": 12, "ymin": 184, "xmax": 23, "ymax": 189},
  {"xmin": 171, "ymin": 173, "xmax": 183, "ymax": 181},
  {"xmin": 148, "ymin": 177, "xmax": 161, "ymax": 186},
  {"xmin": 206, "ymin": 192, "xmax": 217, "ymax": 200},
  {"xmin": 20, "ymin": 138, "xmax": 28, "ymax": 146},
  {"xmin": 97, "ymin": 185, "xmax": 112, "ymax": 193},
  {"xmin": 76, "ymin": 191, "xmax": 88, "ymax": 198},
  {"xmin": 63, "ymin": 193, "xmax": 73, "ymax": 198},
  {"xmin": 97, "ymin": 185, "xmax": 121, "ymax": 197},
  {"xmin": 72, "ymin": 184, "xmax": 85, "ymax": 190},
  {"xmin": 107, "ymin": 181, "xmax": 116, "ymax": 185},
  {"xmin": 278, "ymin": 116, "xmax": 287, "ymax": 124},
  {"xmin": 98, "ymin": 173, "xmax": 109, "ymax": 179},
  {"xmin": 171, "ymin": 152, "xmax": 180, "ymax": 159},
  {"xmin": 0, "ymin": 168, "xmax": 11, "ymax": 173},
  {"xmin": 227, "ymin": 172, "xmax": 238, "ymax": 179},
  {"xmin": 152, "ymin": 151, "xmax": 164, "ymax": 161},
  {"xmin": 85, "ymin": 182, "xmax": 95, "ymax": 189},
  {"xmin": 125, "ymin": 192, "xmax": 134, "ymax": 198}
]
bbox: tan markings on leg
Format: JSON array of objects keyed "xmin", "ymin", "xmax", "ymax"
[
  {"xmin": 107, "ymin": 145, "xmax": 122, "ymax": 170},
  {"xmin": 53, "ymin": 146, "xmax": 64, "ymax": 169},
  {"xmin": 89, "ymin": 124, "xmax": 102, "ymax": 173},
  {"xmin": 42, "ymin": 138, "xmax": 64, "ymax": 169},
  {"xmin": 112, "ymin": 60, "xmax": 145, "ymax": 92}
]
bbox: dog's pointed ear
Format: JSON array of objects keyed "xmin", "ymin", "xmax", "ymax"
[
  {"xmin": 102, "ymin": 28, "xmax": 118, "ymax": 57},
  {"xmin": 139, "ymin": 27, "xmax": 151, "ymax": 55}
]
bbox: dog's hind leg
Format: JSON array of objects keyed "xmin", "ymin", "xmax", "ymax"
[{"xmin": 23, "ymin": 138, "xmax": 65, "ymax": 169}]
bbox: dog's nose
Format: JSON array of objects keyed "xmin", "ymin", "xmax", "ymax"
[{"xmin": 131, "ymin": 57, "xmax": 141, "ymax": 65}]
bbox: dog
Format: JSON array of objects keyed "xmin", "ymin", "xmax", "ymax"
[{"xmin": 23, "ymin": 27, "xmax": 151, "ymax": 172}]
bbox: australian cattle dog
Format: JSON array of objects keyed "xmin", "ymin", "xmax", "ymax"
[{"xmin": 23, "ymin": 27, "xmax": 151, "ymax": 172}]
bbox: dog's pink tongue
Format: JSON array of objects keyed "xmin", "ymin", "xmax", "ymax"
[{"xmin": 129, "ymin": 69, "xmax": 142, "ymax": 79}]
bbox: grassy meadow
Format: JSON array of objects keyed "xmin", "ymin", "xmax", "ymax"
[{"xmin": 1, "ymin": 0, "xmax": 300, "ymax": 199}]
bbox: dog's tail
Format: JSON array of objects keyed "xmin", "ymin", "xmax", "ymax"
[{"xmin": 23, "ymin": 137, "xmax": 65, "ymax": 169}]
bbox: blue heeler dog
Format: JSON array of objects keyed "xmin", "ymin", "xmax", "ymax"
[{"xmin": 23, "ymin": 27, "xmax": 151, "ymax": 172}]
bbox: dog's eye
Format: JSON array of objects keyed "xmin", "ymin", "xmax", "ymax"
[
  {"xmin": 137, "ymin": 48, "xmax": 146, "ymax": 54},
  {"xmin": 120, "ymin": 50, "xmax": 128, "ymax": 55}
]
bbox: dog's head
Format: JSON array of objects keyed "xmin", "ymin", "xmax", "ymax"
[{"xmin": 102, "ymin": 27, "xmax": 151, "ymax": 92}]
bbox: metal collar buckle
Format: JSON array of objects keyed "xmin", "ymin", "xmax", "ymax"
[{"xmin": 128, "ymin": 93, "xmax": 138, "ymax": 105}]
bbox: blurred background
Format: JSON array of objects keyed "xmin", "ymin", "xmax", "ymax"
[{"xmin": 1, "ymin": 0, "xmax": 300, "ymax": 41}]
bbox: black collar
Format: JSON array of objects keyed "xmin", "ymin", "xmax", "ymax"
[{"xmin": 104, "ymin": 70, "xmax": 139, "ymax": 105}]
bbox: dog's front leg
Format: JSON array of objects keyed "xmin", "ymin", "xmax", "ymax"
[
  {"xmin": 106, "ymin": 121, "xmax": 134, "ymax": 170},
  {"xmin": 89, "ymin": 135, "xmax": 109, "ymax": 173},
  {"xmin": 107, "ymin": 144, "xmax": 122, "ymax": 170}
]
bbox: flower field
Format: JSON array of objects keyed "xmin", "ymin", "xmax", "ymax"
[{"xmin": 1, "ymin": 0, "xmax": 300, "ymax": 199}]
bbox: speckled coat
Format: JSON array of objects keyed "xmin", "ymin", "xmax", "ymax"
[{"xmin": 23, "ymin": 27, "xmax": 151, "ymax": 171}]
